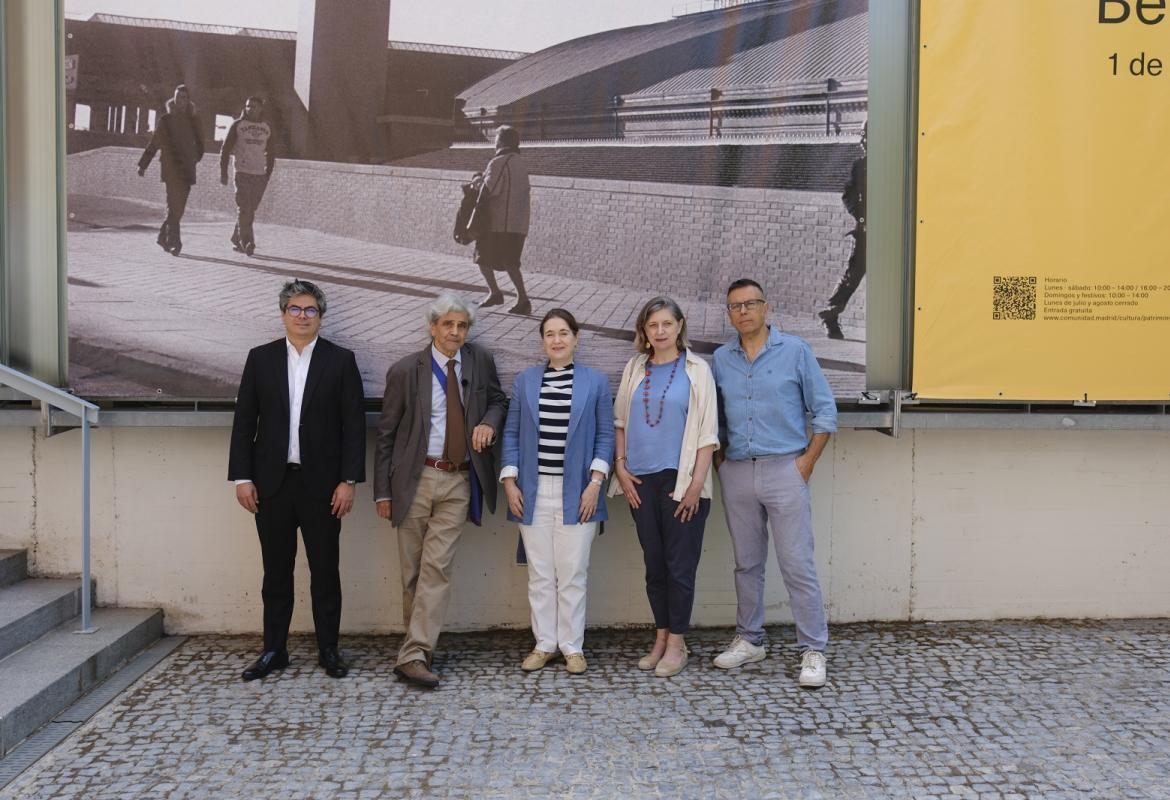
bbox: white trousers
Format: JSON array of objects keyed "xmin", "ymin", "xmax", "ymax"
[{"xmin": 519, "ymin": 475, "xmax": 598, "ymax": 655}]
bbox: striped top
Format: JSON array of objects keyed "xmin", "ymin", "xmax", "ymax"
[{"xmin": 537, "ymin": 364, "xmax": 574, "ymax": 475}]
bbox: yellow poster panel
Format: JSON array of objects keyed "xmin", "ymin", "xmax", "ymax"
[{"xmin": 914, "ymin": 0, "xmax": 1170, "ymax": 401}]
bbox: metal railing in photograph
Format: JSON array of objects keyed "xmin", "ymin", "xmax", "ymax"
[{"xmin": 0, "ymin": 363, "xmax": 100, "ymax": 632}]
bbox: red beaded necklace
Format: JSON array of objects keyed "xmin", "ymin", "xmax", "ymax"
[{"xmin": 642, "ymin": 350, "xmax": 684, "ymax": 427}]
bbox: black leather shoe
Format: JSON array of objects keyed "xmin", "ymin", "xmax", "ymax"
[
  {"xmin": 318, "ymin": 647, "xmax": 349, "ymax": 679},
  {"xmin": 394, "ymin": 659, "xmax": 440, "ymax": 688},
  {"xmin": 241, "ymin": 650, "xmax": 289, "ymax": 681}
]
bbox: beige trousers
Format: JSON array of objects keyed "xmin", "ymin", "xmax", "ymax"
[{"xmin": 395, "ymin": 468, "xmax": 470, "ymax": 666}]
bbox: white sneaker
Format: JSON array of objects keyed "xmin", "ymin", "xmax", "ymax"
[
  {"xmin": 798, "ymin": 650, "xmax": 827, "ymax": 688},
  {"xmin": 712, "ymin": 635, "xmax": 766, "ymax": 669}
]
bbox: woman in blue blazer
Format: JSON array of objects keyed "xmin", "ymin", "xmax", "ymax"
[{"xmin": 501, "ymin": 309, "xmax": 615, "ymax": 675}]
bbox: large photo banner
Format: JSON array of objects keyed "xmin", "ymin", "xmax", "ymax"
[
  {"xmin": 914, "ymin": 0, "xmax": 1170, "ymax": 401},
  {"xmin": 62, "ymin": 0, "xmax": 868, "ymax": 399}
]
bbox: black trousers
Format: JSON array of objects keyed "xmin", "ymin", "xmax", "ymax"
[
  {"xmin": 254, "ymin": 466, "xmax": 342, "ymax": 653},
  {"xmin": 628, "ymin": 469, "xmax": 710, "ymax": 634},
  {"xmin": 825, "ymin": 228, "xmax": 866, "ymax": 313},
  {"xmin": 232, "ymin": 173, "xmax": 269, "ymax": 246},
  {"xmin": 160, "ymin": 180, "xmax": 192, "ymax": 248}
]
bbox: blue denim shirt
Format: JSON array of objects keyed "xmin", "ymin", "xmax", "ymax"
[{"xmin": 712, "ymin": 326, "xmax": 837, "ymax": 461}]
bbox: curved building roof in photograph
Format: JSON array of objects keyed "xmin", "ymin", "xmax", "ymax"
[
  {"xmin": 459, "ymin": 0, "xmax": 866, "ymax": 112},
  {"xmin": 630, "ymin": 11, "xmax": 865, "ymax": 99}
]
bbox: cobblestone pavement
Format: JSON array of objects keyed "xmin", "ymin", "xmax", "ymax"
[
  {"xmin": 65, "ymin": 195, "xmax": 865, "ymax": 399},
  {"xmin": 4, "ymin": 620, "xmax": 1169, "ymax": 799}
]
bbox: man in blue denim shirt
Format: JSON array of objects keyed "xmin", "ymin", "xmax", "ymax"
[{"xmin": 711, "ymin": 278, "xmax": 837, "ymax": 687}]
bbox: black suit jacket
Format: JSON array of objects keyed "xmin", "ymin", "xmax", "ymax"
[{"xmin": 228, "ymin": 337, "xmax": 366, "ymax": 499}]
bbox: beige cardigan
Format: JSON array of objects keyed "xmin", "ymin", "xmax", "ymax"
[{"xmin": 608, "ymin": 350, "xmax": 720, "ymax": 501}]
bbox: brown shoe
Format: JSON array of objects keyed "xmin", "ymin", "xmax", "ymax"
[
  {"xmin": 565, "ymin": 653, "xmax": 587, "ymax": 675},
  {"xmin": 521, "ymin": 649, "xmax": 561, "ymax": 672},
  {"xmin": 394, "ymin": 659, "xmax": 440, "ymax": 688}
]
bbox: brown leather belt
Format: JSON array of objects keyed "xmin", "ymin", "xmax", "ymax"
[{"xmin": 425, "ymin": 457, "xmax": 470, "ymax": 473}]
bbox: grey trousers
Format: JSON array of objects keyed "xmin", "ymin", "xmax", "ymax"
[{"xmin": 718, "ymin": 455, "xmax": 828, "ymax": 651}]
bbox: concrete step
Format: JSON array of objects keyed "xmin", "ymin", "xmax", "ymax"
[
  {"xmin": 0, "ymin": 580, "xmax": 82, "ymax": 661},
  {"xmin": 0, "ymin": 607, "xmax": 164, "ymax": 757},
  {"xmin": 0, "ymin": 551, "xmax": 27, "ymax": 589}
]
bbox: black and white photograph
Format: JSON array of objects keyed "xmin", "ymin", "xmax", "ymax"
[{"xmin": 63, "ymin": 0, "xmax": 868, "ymax": 399}]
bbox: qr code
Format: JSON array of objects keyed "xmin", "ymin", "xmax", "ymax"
[{"xmin": 992, "ymin": 276, "xmax": 1036, "ymax": 320}]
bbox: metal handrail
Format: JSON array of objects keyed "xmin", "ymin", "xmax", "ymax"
[{"xmin": 0, "ymin": 363, "xmax": 100, "ymax": 632}]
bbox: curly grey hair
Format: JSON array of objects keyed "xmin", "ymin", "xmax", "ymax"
[{"xmin": 426, "ymin": 293, "xmax": 476, "ymax": 327}]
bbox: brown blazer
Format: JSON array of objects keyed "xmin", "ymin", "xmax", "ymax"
[{"xmin": 374, "ymin": 341, "xmax": 507, "ymax": 527}]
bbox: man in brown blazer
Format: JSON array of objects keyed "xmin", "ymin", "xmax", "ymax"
[{"xmin": 374, "ymin": 293, "xmax": 507, "ymax": 688}]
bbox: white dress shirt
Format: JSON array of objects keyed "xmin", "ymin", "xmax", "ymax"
[
  {"xmin": 286, "ymin": 337, "xmax": 317, "ymax": 464},
  {"xmin": 428, "ymin": 344, "xmax": 464, "ymax": 459}
]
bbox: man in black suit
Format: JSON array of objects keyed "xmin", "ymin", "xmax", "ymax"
[{"xmin": 229, "ymin": 279, "xmax": 365, "ymax": 681}]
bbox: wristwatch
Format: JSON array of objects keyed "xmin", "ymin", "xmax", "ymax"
[
  {"xmin": 346, "ymin": 480, "xmax": 356, "ymax": 486},
  {"xmin": 590, "ymin": 477, "xmax": 604, "ymax": 486}
]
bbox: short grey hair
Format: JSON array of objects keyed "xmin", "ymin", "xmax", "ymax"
[
  {"xmin": 279, "ymin": 279, "xmax": 327, "ymax": 316},
  {"xmin": 426, "ymin": 292, "xmax": 476, "ymax": 327}
]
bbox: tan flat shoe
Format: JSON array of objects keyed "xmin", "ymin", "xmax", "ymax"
[
  {"xmin": 654, "ymin": 647, "xmax": 689, "ymax": 678},
  {"xmin": 638, "ymin": 645, "xmax": 666, "ymax": 671},
  {"xmin": 565, "ymin": 653, "xmax": 587, "ymax": 674}
]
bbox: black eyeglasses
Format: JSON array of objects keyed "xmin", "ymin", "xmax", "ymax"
[
  {"xmin": 726, "ymin": 300, "xmax": 766, "ymax": 313},
  {"xmin": 286, "ymin": 305, "xmax": 320, "ymax": 318}
]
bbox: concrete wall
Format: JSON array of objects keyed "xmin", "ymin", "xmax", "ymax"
[
  {"xmin": 2, "ymin": 424, "xmax": 1167, "ymax": 634},
  {"xmin": 67, "ymin": 148, "xmax": 864, "ymax": 326}
]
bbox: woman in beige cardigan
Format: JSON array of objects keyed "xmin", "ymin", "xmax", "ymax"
[{"xmin": 610, "ymin": 296, "xmax": 719, "ymax": 677}]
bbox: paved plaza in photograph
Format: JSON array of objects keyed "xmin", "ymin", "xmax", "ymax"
[
  {"xmin": 64, "ymin": 195, "xmax": 865, "ymax": 399},
  {"xmin": 2, "ymin": 620, "xmax": 1168, "ymax": 799}
]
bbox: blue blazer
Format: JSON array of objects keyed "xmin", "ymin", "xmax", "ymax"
[{"xmin": 501, "ymin": 362, "xmax": 615, "ymax": 525}]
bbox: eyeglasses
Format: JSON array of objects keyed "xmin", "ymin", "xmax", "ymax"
[
  {"xmin": 726, "ymin": 300, "xmax": 766, "ymax": 313},
  {"xmin": 286, "ymin": 305, "xmax": 320, "ymax": 318}
]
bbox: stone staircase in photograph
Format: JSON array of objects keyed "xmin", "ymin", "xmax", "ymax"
[{"xmin": 0, "ymin": 549, "xmax": 163, "ymax": 757}]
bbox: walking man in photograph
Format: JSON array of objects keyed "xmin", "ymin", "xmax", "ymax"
[
  {"xmin": 137, "ymin": 83, "xmax": 204, "ymax": 255},
  {"xmin": 818, "ymin": 122, "xmax": 867, "ymax": 339},
  {"xmin": 228, "ymin": 279, "xmax": 366, "ymax": 682},
  {"xmin": 712, "ymin": 279, "xmax": 837, "ymax": 688},
  {"xmin": 220, "ymin": 95, "xmax": 275, "ymax": 256},
  {"xmin": 374, "ymin": 293, "xmax": 507, "ymax": 688}
]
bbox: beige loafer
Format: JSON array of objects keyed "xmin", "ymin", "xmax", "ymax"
[{"xmin": 565, "ymin": 653, "xmax": 587, "ymax": 674}]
